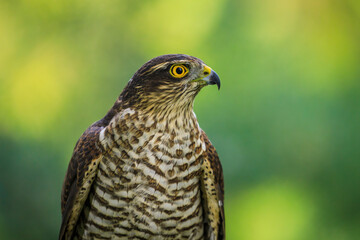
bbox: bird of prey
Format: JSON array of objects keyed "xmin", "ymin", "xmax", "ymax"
[{"xmin": 59, "ymin": 54, "xmax": 224, "ymax": 240}]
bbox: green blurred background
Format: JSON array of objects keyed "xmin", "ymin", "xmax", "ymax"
[{"xmin": 1, "ymin": 0, "xmax": 359, "ymax": 239}]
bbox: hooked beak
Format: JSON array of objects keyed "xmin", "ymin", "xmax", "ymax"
[
  {"xmin": 203, "ymin": 69, "xmax": 221, "ymax": 90},
  {"xmin": 191, "ymin": 65, "xmax": 221, "ymax": 90}
]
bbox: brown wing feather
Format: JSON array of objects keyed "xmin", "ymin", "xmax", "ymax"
[
  {"xmin": 59, "ymin": 124, "xmax": 105, "ymax": 240},
  {"xmin": 201, "ymin": 130, "xmax": 225, "ymax": 240}
]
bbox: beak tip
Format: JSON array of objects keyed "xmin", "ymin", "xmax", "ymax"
[{"xmin": 208, "ymin": 70, "xmax": 221, "ymax": 91}]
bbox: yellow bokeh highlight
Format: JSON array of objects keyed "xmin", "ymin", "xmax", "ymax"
[
  {"xmin": 0, "ymin": 3, "xmax": 19, "ymax": 69},
  {"xmin": 246, "ymin": 0, "xmax": 358, "ymax": 95},
  {"xmin": 18, "ymin": 0, "xmax": 74, "ymax": 17},
  {"xmin": 295, "ymin": 0, "xmax": 358, "ymax": 94},
  {"xmin": 247, "ymin": 0, "xmax": 300, "ymax": 44},
  {"xmin": 3, "ymin": 42, "xmax": 78, "ymax": 138},
  {"xmin": 227, "ymin": 181, "xmax": 315, "ymax": 240},
  {"xmin": 127, "ymin": 0, "xmax": 225, "ymax": 54}
]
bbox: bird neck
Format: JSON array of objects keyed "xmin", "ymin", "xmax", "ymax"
[
  {"xmin": 122, "ymin": 90, "xmax": 198, "ymax": 128},
  {"xmin": 140, "ymin": 101, "xmax": 197, "ymax": 131},
  {"xmin": 104, "ymin": 90, "xmax": 199, "ymax": 132}
]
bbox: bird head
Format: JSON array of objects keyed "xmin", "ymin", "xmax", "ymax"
[{"xmin": 120, "ymin": 54, "xmax": 220, "ymax": 117}]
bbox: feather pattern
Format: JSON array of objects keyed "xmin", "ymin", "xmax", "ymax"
[{"xmin": 59, "ymin": 54, "xmax": 225, "ymax": 240}]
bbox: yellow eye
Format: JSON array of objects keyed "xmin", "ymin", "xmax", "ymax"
[{"xmin": 170, "ymin": 64, "xmax": 189, "ymax": 78}]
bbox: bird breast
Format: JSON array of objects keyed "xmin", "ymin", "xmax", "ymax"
[{"xmin": 78, "ymin": 108, "xmax": 206, "ymax": 239}]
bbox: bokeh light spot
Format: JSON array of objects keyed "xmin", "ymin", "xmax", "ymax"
[
  {"xmin": 247, "ymin": 0, "xmax": 300, "ymax": 44},
  {"xmin": 227, "ymin": 181, "xmax": 315, "ymax": 240},
  {"xmin": 0, "ymin": 5, "xmax": 19, "ymax": 69},
  {"xmin": 128, "ymin": 0, "xmax": 225, "ymax": 54},
  {"xmin": 5, "ymin": 43, "xmax": 77, "ymax": 138}
]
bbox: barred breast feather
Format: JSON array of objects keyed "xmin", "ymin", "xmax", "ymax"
[{"xmin": 73, "ymin": 108, "xmax": 206, "ymax": 240}]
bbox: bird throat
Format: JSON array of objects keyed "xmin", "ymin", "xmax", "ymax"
[{"xmin": 139, "ymin": 92, "xmax": 198, "ymax": 125}]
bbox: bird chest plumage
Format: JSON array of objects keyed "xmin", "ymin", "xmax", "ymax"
[{"xmin": 75, "ymin": 108, "xmax": 207, "ymax": 239}]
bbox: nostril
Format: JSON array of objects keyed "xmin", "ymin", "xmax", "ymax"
[{"xmin": 203, "ymin": 66, "xmax": 212, "ymax": 76}]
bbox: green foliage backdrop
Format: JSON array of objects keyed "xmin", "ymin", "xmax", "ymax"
[{"xmin": 0, "ymin": 0, "xmax": 359, "ymax": 239}]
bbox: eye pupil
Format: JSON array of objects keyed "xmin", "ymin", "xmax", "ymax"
[{"xmin": 176, "ymin": 67, "xmax": 183, "ymax": 75}]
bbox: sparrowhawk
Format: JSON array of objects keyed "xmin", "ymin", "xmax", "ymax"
[{"xmin": 59, "ymin": 54, "xmax": 225, "ymax": 240}]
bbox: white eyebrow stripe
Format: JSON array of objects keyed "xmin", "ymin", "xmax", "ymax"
[
  {"xmin": 144, "ymin": 59, "xmax": 195, "ymax": 75},
  {"xmin": 149, "ymin": 62, "xmax": 169, "ymax": 71},
  {"xmin": 151, "ymin": 60, "xmax": 192, "ymax": 70}
]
